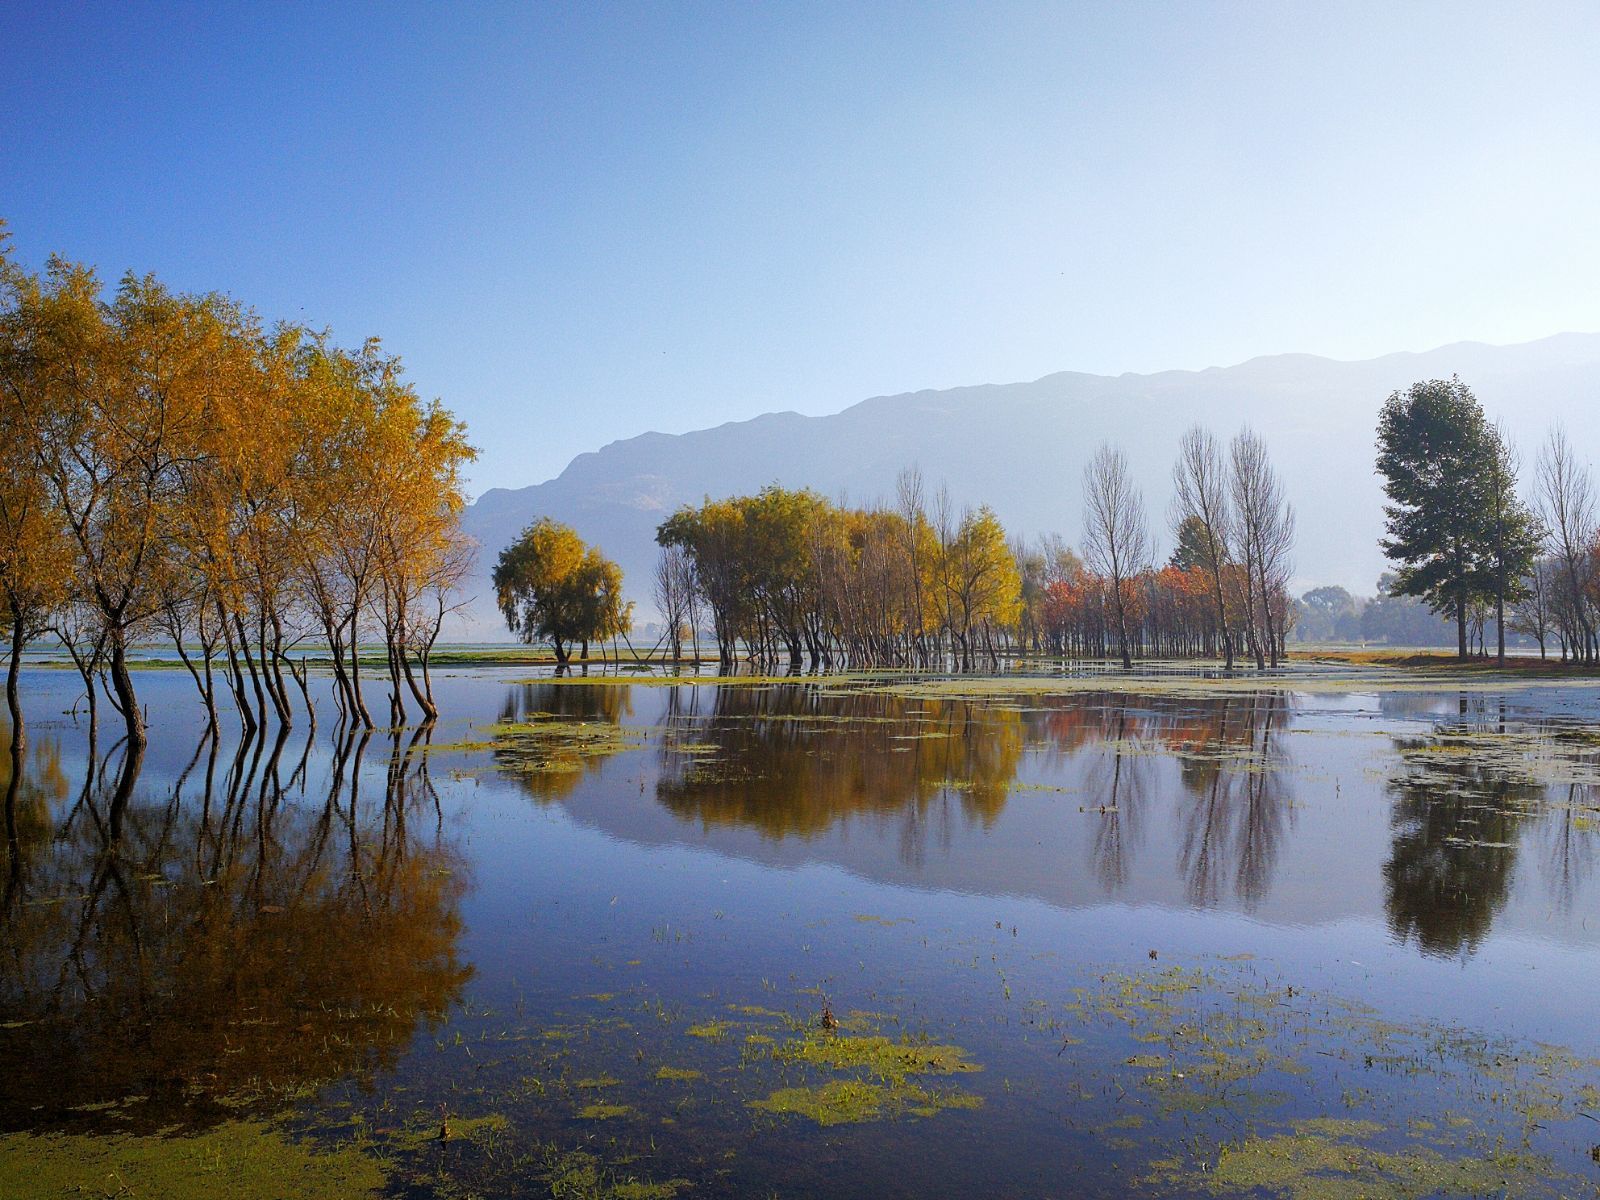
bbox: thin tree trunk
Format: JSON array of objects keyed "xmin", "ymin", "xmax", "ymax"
[
  {"xmin": 347, "ymin": 614, "xmax": 374, "ymax": 728},
  {"xmin": 107, "ymin": 626, "xmax": 146, "ymax": 751},
  {"xmin": 5, "ymin": 616, "xmax": 23, "ymax": 757}
]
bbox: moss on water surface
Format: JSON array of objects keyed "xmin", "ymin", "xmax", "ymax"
[
  {"xmin": 1146, "ymin": 1117, "xmax": 1552, "ymax": 1199},
  {"xmin": 487, "ymin": 717, "xmax": 643, "ymax": 773},
  {"xmin": 750, "ymin": 1079, "xmax": 982, "ymax": 1127},
  {"xmin": 653, "ymin": 1065, "xmax": 702, "ymax": 1081},
  {"xmin": 0, "ymin": 1120, "xmax": 386, "ymax": 1199},
  {"xmin": 772, "ymin": 1031, "xmax": 981, "ymax": 1080}
]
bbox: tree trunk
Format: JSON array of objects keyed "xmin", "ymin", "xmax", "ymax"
[
  {"xmin": 347, "ymin": 622, "xmax": 374, "ymax": 728},
  {"xmin": 234, "ymin": 614, "xmax": 270, "ymax": 729},
  {"xmin": 107, "ymin": 627, "xmax": 146, "ymax": 751},
  {"xmin": 5, "ymin": 616, "xmax": 24, "ymax": 757},
  {"xmin": 1496, "ymin": 591, "xmax": 1506, "ymax": 667},
  {"xmin": 400, "ymin": 651, "xmax": 437, "ymax": 722}
]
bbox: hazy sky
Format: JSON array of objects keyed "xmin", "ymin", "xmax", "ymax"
[{"xmin": 5, "ymin": 2, "xmax": 1599, "ymax": 495}]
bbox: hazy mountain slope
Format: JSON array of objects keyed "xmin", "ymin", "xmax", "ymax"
[{"xmin": 458, "ymin": 333, "xmax": 1600, "ymax": 638}]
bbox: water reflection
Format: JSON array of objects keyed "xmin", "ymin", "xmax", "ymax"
[
  {"xmin": 1173, "ymin": 695, "xmax": 1292, "ymax": 909},
  {"xmin": 494, "ymin": 680, "xmax": 635, "ymax": 800},
  {"xmin": 0, "ymin": 724, "xmax": 469, "ymax": 1131},
  {"xmin": 499, "ymin": 684, "xmax": 1299, "ymax": 912},
  {"xmin": 1383, "ymin": 741, "xmax": 1534, "ymax": 958},
  {"xmin": 654, "ymin": 687, "xmax": 1022, "ymax": 846},
  {"xmin": 1382, "ymin": 697, "xmax": 1600, "ymax": 958}
]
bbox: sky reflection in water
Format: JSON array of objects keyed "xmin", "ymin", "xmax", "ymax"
[{"xmin": 3, "ymin": 667, "xmax": 1599, "ymax": 1198}]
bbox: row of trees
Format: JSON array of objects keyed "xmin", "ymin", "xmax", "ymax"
[
  {"xmin": 1377, "ymin": 377, "xmax": 1600, "ymax": 663},
  {"xmin": 653, "ymin": 476, "xmax": 1021, "ymax": 670},
  {"xmin": 0, "ymin": 227, "xmax": 476, "ymax": 756},
  {"xmin": 631, "ymin": 428, "xmax": 1295, "ymax": 671},
  {"xmin": 1079, "ymin": 428, "xmax": 1295, "ymax": 669}
]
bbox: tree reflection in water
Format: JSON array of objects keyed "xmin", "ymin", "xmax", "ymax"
[
  {"xmin": 652, "ymin": 686, "xmax": 1023, "ymax": 864},
  {"xmin": 1381, "ymin": 695, "xmax": 1543, "ymax": 959},
  {"xmin": 1384, "ymin": 747, "xmax": 1533, "ymax": 959},
  {"xmin": 1060, "ymin": 693, "xmax": 1291, "ymax": 906},
  {"xmin": 0, "ymin": 721, "xmax": 470, "ymax": 1132},
  {"xmin": 1172, "ymin": 694, "xmax": 1292, "ymax": 909},
  {"xmin": 496, "ymin": 683, "xmax": 1295, "ymax": 905},
  {"xmin": 493, "ymin": 681, "xmax": 635, "ymax": 801}
]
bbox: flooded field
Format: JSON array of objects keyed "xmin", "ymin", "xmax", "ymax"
[{"xmin": 3, "ymin": 663, "xmax": 1600, "ymax": 1198}]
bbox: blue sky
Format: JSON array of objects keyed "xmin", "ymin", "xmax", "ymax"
[{"xmin": 5, "ymin": 2, "xmax": 1599, "ymax": 494}]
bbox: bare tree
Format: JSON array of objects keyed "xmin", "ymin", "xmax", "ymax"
[
  {"xmin": 1510, "ymin": 558, "xmax": 1554, "ymax": 660},
  {"xmin": 1536, "ymin": 425, "xmax": 1597, "ymax": 663},
  {"xmin": 895, "ymin": 466, "xmax": 930, "ymax": 663},
  {"xmin": 1230, "ymin": 428, "xmax": 1294, "ymax": 668},
  {"xmin": 1172, "ymin": 425, "xmax": 1236, "ymax": 669},
  {"xmin": 1082, "ymin": 443, "xmax": 1150, "ymax": 669},
  {"xmin": 653, "ymin": 544, "xmax": 696, "ymax": 663}
]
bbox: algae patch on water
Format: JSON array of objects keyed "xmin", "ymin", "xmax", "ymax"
[
  {"xmin": 1145, "ymin": 1116, "xmax": 1552, "ymax": 1200},
  {"xmin": 749, "ymin": 1027, "xmax": 984, "ymax": 1126},
  {"xmin": 750, "ymin": 1079, "xmax": 982, "ymax": 1127},
  {"xmin": 1057, "ymin": 961, "xmax": 1598, "ymax": 1197},
  {"xmin": 536, "ymin": 1145, "xmax": 691, "ymax": 1199},
  {"xmin": 577, "ymin": 1102, "xmax": 634, "ymax": 1120},
  {"xmin": 772, "ymin": 1031, "xmax": 981, "ymax": 1080},
  {"xmin": 0, "ymin": 1119, "xmax": 387, "ymax": 1199},
  {"xmin": 488, "ymin": 716, "xmax": 644, "ymax": 775},
  {"xmin": 654, "ymin": 1065, "xmax": 702, "ymax": 1082}
]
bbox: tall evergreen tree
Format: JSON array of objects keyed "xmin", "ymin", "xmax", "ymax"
[{"xmin": 1375, "ymin": 377, "xmax": 1495, "ymax": 660}]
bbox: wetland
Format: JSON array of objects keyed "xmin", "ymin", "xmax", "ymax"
[{"xmin": 3, "ymin": 661, "xmax": 1600, "ymax": 1198}]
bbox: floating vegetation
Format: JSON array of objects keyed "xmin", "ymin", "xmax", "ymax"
[
  {"xmin": 653, "ymin": 1066, "xmax": 702, "ymax": 1082},
  {"xmin": 750, "ymin": 1079, "xmax": 983, "ymax": 1127},
  {"xmin": 576, "ymin": 1102, "xmax": 634, "ymax": 1120},
  {"xmin": 1145, "ymin": 1116, "xmax": 1551, "ymax": 1199},
  {"xmin": 0, "ymin": 1120, "xmax": 387, "ymax": 1199},
  {"xmin": 534, "ymin": 1146, "xmax": 691, "ymax": 1199},
  {"xmin": 1394, "ymin": 725, "xmax": 1600, "ymax": 792},
  {"xmin": 1059, "ymin": 962, "xmax": 1599, "ymax": 1197},
  {"xmin": 770, "ymin": 1031, "xmax": 981, "ymax": 1080},
  {"xmin": 739, "ymin": 1021, "xmax": 986, "ymax": 1127},
  {"xmin": 488, "ymin": 716, "xmax": 644, "ymax": 775}
]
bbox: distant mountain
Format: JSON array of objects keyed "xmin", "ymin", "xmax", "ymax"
[{"xmin": 457, "ymin": 333, "xmax": 1600, "ymax": 638}]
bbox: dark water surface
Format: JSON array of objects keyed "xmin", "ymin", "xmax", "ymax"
[{"xmin": 4, "ymin": 666, "xmax": 1600, "ymax": 1198}]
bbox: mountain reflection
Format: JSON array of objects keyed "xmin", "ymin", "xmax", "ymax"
[{"xmin": 0, "ymin": 725, "xmax": 469, "ymax": 1131}]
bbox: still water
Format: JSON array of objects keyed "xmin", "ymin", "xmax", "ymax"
[{"xmin": 3, "ymin": 666, "xmax": 1599, "ymax": 1198}]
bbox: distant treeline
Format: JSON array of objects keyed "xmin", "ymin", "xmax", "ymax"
[
  {"xmin": 1290, "ymin": 576, "xmax": 1515, "ymax": 649},
  {"xmin": 638, "ymin": 426, "xmax": 1296, "ymax": 670},
  {"xmin": 0, "ymin": 226, "xmax": 476, "ymax": 758}
]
